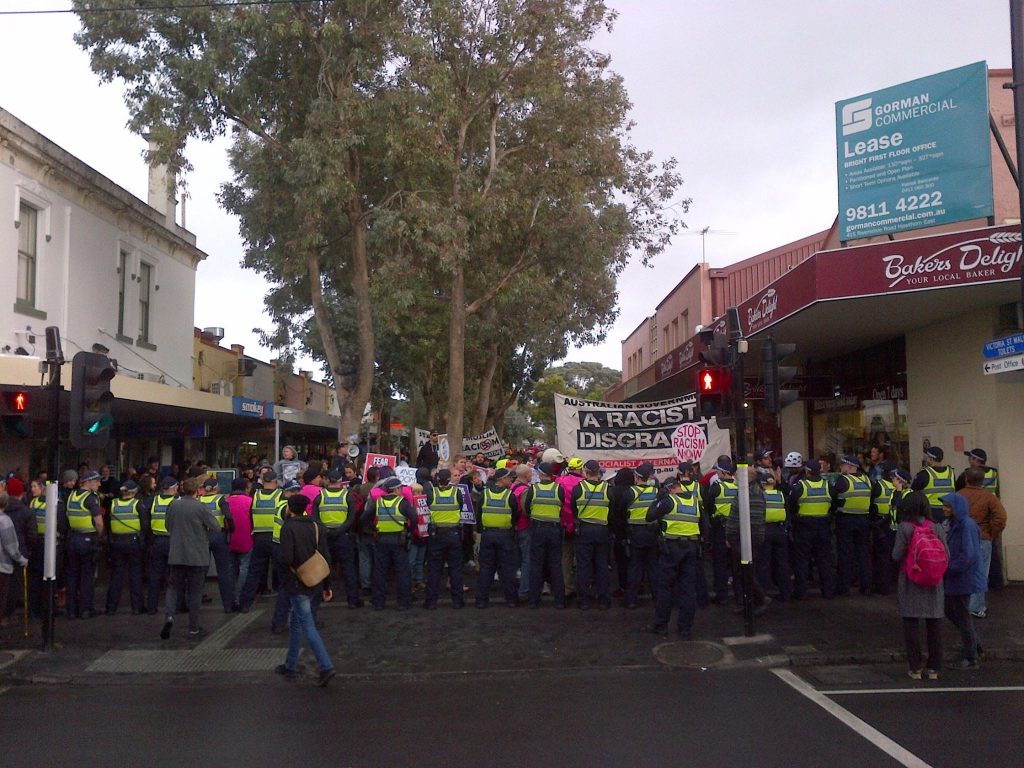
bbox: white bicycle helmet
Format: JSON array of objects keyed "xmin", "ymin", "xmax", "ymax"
[{"xmin": 783, "ymin": 451, "xmax": 804, "ymax": 468}]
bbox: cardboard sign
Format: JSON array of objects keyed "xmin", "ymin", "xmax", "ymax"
[
  {"xmin": 363, "ymin": 453, "xmax": 397, "ymax": 482},
  {"xmin": 413, "ymin": 494, "xmax": 431, "ymax": 538}
]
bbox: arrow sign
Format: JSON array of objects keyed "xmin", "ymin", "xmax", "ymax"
[
  {"xmin": 983, "ymin": 332, "xmax": 1024, "ymax": 359},
  {"xmin": 982, "ymin": 353, "xmax": 1024, "ymax": 375}
]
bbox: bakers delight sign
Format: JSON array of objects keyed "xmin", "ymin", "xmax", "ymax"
[
  {"xmin": 881, "ymin": 231, "xmax": 1021, "ymax": 289},
  {"xmin": 654, "ymin": 339, "xmax": 696, "ymax": 382},
  {"xmin": 746, "ymin": 288, "xmax": 779, "ymax": 334}
]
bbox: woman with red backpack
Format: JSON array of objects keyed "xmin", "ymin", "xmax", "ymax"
[{"xmin": 892, "ymin": 491, "xmax": 949, "ymax": 680}]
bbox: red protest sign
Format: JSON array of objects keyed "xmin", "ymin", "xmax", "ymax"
[{"xmin": 363, "ymin": 453, "xmax": 397, "ymax": 482}]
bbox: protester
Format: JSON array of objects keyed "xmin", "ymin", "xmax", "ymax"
[
  {"xmin": 957, "ymin": 467, "xmax": 1007, "ymax": 618},
  {"xmin": 940, "ymin": 493, "xmax": 984, "ymax": 669},
  {"xmin": 226, "ymin": 478, "xmax": 254, "ymax": 609},
  {"xmin": 273, "ymin": 446, "xmax": 308, "ymax": 486},
  {"xmin": 161, "ymin": 477, "xmax": 220, "ymax": 640},
  {"xmin": 0, "ymin": 493, "xmax": 29, "ymax": 634}
]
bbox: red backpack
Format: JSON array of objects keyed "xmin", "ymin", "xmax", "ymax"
[{"xmin": 904, "ymin": 521, "xmax": 948, "ymax": 587}]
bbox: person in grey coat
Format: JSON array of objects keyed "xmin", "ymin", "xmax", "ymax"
[
  {"xmin": 161, "ymin": 477, "xmax": 220, "ymax": 640},
  {"xmin": 891, "ymin": 491, "xmax": 949, "ymax": 680},
  {"xmin": 0, "ymin": 493, "xmax": 29, "ymax": 639}
]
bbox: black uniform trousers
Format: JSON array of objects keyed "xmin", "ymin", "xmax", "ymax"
[
  {"xmin": 625, "ymin": 523, "xmax": 659, "ymax": 607},
  {"xmin": 574, "ymin": 522, "xmax": 611, "ymax": 608},
  {"xmin": 836, "ymin": 513, "xmax": 871, "ymax": 595},
  {"xmin": 653, "ymin": 538, "xmax": 699, "ymax": 634},
  {"xmin": 757, "ymin": 522, "xmax": 793, "ymax": 600},
  {"xmin": 106, "ymin": 534, "xmax": 144, "ymax": 614},
  {"xmin": 28, "ymin": 538, "xmax": 60, "ymax": 618},
  {"xmin": 871, "ymin": 523, "xmax": 897, "ymax": 595},
  {"xmin": 208, "ymin": 531, "xmax": 236, "ymax": 612},
  {"xmin": 528, "ymin": 521, "xmax": 565, "ymax": 607},
  {"xmin": 373, "ymin": 533, "xmax": 412, "ymax": 609},
  {"xmin": 326, "ymin": 529, "xmax": 362, "ymax": 607},
  {"xmin": 146, "ymin": 535, "xmax": 171, "ymax": 613},
  {"xmin": 424, "ymin": 526, "xmax": 464, "ymax": 608},
  {"xmin": 66, "ymin": 531, "xmax": 97, "ymax": 617},
  {"xmin": 476, "ymin": 528, "xmax": 517, "ymax": 607},
  {"xmin": 792, "ymin": 516, "xmax": 836, "ymax": 599},
  {"xmin": 237, "ymin": 532, "xmax": 273, "ymax": 610},
  {"xmin": 709, "ymin": 517, "xmax": 732, "ymax": 602}
]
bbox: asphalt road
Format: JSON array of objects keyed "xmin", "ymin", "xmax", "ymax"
[{"xmin": 3, "ymin": 664, "xmax": 1021, "ymax": 768}]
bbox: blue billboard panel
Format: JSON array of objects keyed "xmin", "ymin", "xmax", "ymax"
[{"xmin": 836, "ymin": 62, "xmax": 993, "ymax": 241}]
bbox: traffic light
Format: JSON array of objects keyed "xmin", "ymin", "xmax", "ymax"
[
  {"xmin": 1, "ymin": 390, "xmax": 32, "ymax": 437},
  {"xmin": 695, "ymin": 366, "xmax": 731, "ymax": 418},
  {"xmin": 70, "ymin": 351, "xmax": 116, "ymax": 449},
  {"xmin": 762, "ymin": 336, "xmax": 799, "ymax": 415}
]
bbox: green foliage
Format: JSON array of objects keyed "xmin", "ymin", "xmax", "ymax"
[{"xmin": 527, "ymin": 361, "xmax": 621, "ymax": 441}]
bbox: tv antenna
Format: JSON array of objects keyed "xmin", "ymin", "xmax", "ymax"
[{"xmin": 682, "ymin": 226, "xmax": 737, "ymax": 264}]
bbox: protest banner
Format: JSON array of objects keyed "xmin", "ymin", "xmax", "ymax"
[
  {"xmin": 456, "ymin": 483, "xmax": 476, "ymax": 525},
  {"xmin": 553, "ymin": 393, "xmax": 731, "ymax": 482},
  {"xmin": 462, "ymin": 428, "xmax": 504, "ymax": 461},
  {"xmin": 395, "ymin": 466, "xmax": 418, "ymax": 486},
  {"xmin": 363, "ymin": 452, "xmax": 397, "ymax": 482},
  {"xmin": 413, "ymin": 494, "xmax": 431, "ymax": 538}
]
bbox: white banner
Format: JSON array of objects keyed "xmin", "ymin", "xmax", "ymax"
[
  {"xmin": 462, "ymin": 428, "xmax": 505, "ymax": 461},
  {"xmin": 395, "ymin": 466, "xmax": 419, "ymax": 486},
  {"xmin": 553, "ymin": 393, "xmax": 731, "ymax": 482}
]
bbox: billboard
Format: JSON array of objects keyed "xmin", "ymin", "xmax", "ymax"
[{"xmin": 836, "ymin": 62, "xmax": 993, "ymax": 241}]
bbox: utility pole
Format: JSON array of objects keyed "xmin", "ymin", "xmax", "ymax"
[
  {"xmin": 42, "ymin": 327, "xmax": 63, "ymax": 651},
  {"xmin": 1010, "ymin": 0, "xmax": 1024, "ymax": 324},
  {"xmin": 726, "ymin": 308, "xmax": 755, "ymax": 637}
]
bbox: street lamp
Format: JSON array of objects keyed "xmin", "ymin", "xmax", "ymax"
[{"xmin": 274, "ymin": 407, "xmax": 294, "ymax": 462}]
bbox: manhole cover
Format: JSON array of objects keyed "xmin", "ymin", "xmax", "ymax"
[{"xmin": 654, "ymin": 641, "xmax": 725, "ymax": 668}]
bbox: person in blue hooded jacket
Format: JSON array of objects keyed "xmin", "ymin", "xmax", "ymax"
[{"xmin": 940, "ymin": 492, "xmax": 985, "ymax": 669}]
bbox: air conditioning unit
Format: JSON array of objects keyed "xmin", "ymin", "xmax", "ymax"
[
  {"xmin": 137, "ymin": 372, "xmax": 164, "ymax": 384},
  {"xmin": 237, "ymin": 359, "xmax": 257, "ymax": 377}
]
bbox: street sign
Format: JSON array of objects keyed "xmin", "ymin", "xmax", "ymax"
[
  {"xmin": 982, "ymin": 353, "xmax": 1024, "ymax": 375},
  {"xmin": 983, "ymin": 332, "xmax": 1024, "ymax": 359}
]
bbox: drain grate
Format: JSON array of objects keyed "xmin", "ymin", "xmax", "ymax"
[{"xmin": 86, "ymin": 648, "xmax": 284, "ymax": 674}]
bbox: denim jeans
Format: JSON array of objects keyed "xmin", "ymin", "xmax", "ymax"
[
  {"xmin": 230, "ymin": 550, "xmax": 252, "ymax": 603},
  {"xmin": 165, "ymin": 565, "xmax": 206, "ymax": 632},
  {"xmin": 969, "ymin": 539, "xmax": 992, "ymax": 614},
  {"xmin": 284, "ymin": 593, "xmax": 334, "ymax": 673},
  {"xmin": 357, "ymin": 534, "xmax": 374, "ymax": 589},
  {"xmin": 408, "ymin": 540, "xmax": 427, "ymax": 583}
]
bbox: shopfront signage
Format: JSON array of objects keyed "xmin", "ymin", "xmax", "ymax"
[
  {"xmin": 983, "ymin": 332, "xmax": 1024, "ymax": 359},
  {"xmin": 232, "ymin": 396, "xmax": 273, "ymax": 419},
  {"xmin": 835, "ymin": 62, "xmax": 993, "ymax": 241},
  {"xmin": 982, "ymin": 354, "xmax": 1024, "ymax": 375}
]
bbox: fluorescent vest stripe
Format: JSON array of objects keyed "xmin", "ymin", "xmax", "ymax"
[
  {"xmin": 150, "ymin": 494, "xmax": 177, "ymax": 536},
  {"xmin": 764, "ymin": 489, "xmax": 787, "ymax": 523},
  {"xmin": 663, "ymin": 493, "xmax": 700, "ymax": 538},
  {"xmin": 429, "ymin": 487, "xmax": 462, "ymax": 527},
  {"xmin": 318, "ymin": 488, "xmax": 350, "ymax": 528},
  {"xmin": 376, "ymin": 495, "xmax": 407, "ymax": 534},
  {"xmin": 67, "ymin": 490, "xmax": 97, "ymax": 533},
  {"xmin": 876, "ymin": 480, "xmax": 896, "ymax": 530},
  {"xmin": 983, "ymin": 467, "xmax": 999, "ymax": 497},
  {"xmin": 200, "ymin": 493, "xmax": 225, "ymax": 528},
  {"xmin": 577, "ymin": 481, "xmax": 610, "ymax": 525},
  {"xmin": 922, "ymin": 466, "xmax": 955, "ymax": 509},
  {"xmin": 628, "ymin": 486, "xmax": 659, "ymax": 524},
  {"xmin": 110, "ymin": 498, "xmax": 142, "ymax": 534},
  {"xmin": 530, "ymin": 482, "xmax": 562, "ymax": 523},
  {"xmin": 838, "ymin": 475, "xmax": 871, "ymax": 513},
  {"xmin": 251, "ymin": 490, "xmax": 282, "ymax": 535},
  {"xmin": 797, "ymin": 479, "xmax": 830, "ymax": 517},
  {"xmin": 481, "ymin": 488, "xmax": 513, "ymax": 529},
  {"xmin": 30, "ymin": 495, "xmax": 46, "ymax": 534},
  {"xmin": 713, "ymin": 481, "xmax": 738, "ymax": 518}
]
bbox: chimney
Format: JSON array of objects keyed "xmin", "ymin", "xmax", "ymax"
[
  {"xmin": 146, "ymin": 136, "xmax": 177, "ymax": 224},
  {"xmin": 231, "ymin": 344, "xmax": 245, "ymax": 357}
]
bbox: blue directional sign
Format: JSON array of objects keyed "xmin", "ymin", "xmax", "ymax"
[{"xmin": 983, "ymin": 332, "xmax": 1024, "ymax": 359}]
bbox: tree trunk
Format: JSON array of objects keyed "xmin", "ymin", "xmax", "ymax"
[
  {"xmin": 306, "ymin": 250, "xmax": 349, "ymax": 441},
  {"xmin": 338, "ymin": 198, "xmax": 375, "ymax": 439},
  {"xmin": 471, "ymin": 341, "xmax": 498, "ymax": 435},
  {"xmin": 422, "ymin": 358, "xmax": 435, "ymax": 430},
  {"xmin": 378, "ymin": 396, "xmax": 391, "ymax": 455},
  {"xmin": 446, "ymin": 262, "xmax": 467, "ymax": 455}
]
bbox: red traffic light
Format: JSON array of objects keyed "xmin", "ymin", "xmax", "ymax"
[
  {"xmin": 2, "ymin": 391, "xmax": 28, "ymax": 411},
  {"xmin": 696, "ymin": 367, "xmax": 730, "ymax": 393}
]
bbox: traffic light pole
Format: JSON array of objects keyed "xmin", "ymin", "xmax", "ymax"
[
  {"xmin": 43, "ymin": 342, "xmax": 61, "ymax": 652},
  {"xmin": 732, "ymin": 352, "xmax": 756, "ymax": 637}
]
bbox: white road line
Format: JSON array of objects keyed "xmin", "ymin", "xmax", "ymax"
[
  {"xmin": 772, "ymin": 669, "xmax": 933, "ymax": 768},
  {"xmin": 826, "ymin": 686, "xmax": 1024, "ymax": 696}
]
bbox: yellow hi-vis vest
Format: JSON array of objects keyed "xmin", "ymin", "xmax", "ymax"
[
  {"xmin": 481, "ymin": 488, "xmax": 513, "ymax": 530},
  {"xmin": 375, "ymin": 495, "xmax": 407, "ymax": 534},
  {"xmin": 663, "ymin": 493, "xmax": 700, "ymax": 538},
  {"xmin": 530, "ymin": 482, "xmax": 562, "ymax": 523},
  {"xmin": 150, "ymin": 493, "xmax": 177, "ymax": 536},
  {"xmin": 764, "ymin": 488, "xmax": 787, "ymax": 523},
  {"xmin": 713, "ymin": 481, "xmax": 738, "ymax": 518},
  {"xmin": 429, "ymin": 487, "xmax": 461, "ymax": 527},
  {"xmin": 110, "ymin": 497, "xmax": 142, "ymax": 535},
  {"xmin": 922, "ymin": 466, "xmax": 955, "ymax": 509},
  {"xmin": 577, "ymin": 480, "xmax": 610, "ymax": 525},
  {"xmin": 317, "ymin": 488, "xmax": 350, "ymax": 529},
  {"xmin": 67, "ymin": 490, "xmax": 97, "ymax": 533},
  {"xmin": 838, "ymin": 475, "xmax": 871, "ymax": 514},
  {"xmin": 628, "ymin": 485, "xmax": 660, "ymax": 524},
  {"xmin": 875, "ymin": 479, "xmax": 896, "ymax": 530},
  {"xmin": 797, "ymin": 479, "xmax": 830, "ymax": 517},
  {"xmin": 30, "ymin": 495, "xmax": 46, "ymax": 534},
  {"xmin": 251, "ymin": 489, "xmax": 282, "ymax": 535},
  {"xmin": 199, "ymin": 493, "xmax": 225, "ymax": 529},
  {"xmin": 983, "ymin": 467, "xmax": 999, "ymax": 497}
]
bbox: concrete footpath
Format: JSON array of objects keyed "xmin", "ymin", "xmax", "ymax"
[{"xmin": 1, "ymin": 583, "xmax": 1021, "ymax": 684}]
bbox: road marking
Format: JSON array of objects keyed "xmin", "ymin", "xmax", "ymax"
[
  {"xmin": 772, "ymin": 669, "xmax": 933, "ymax": 768},
  {"xmin": 721, "ymin": 633, "xmax": 774, "ymax": 646},
  {"xmin": 826, "ymin": 685, "xmax": 1024, "ymax": 696},
  {"xmin": 195, "ymin": 609, "xmax": 265, "ymax": 652}
]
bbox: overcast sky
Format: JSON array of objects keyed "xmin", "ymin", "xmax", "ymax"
[{"xmin": 0, "ymin": 0, "xmax": 1012, "ymax": 378}]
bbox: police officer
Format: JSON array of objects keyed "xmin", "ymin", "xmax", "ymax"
[
  {"xmin": 832, "ymin": 455, "xmax": 876, "ymax": 596},
  {"xmin": 237, "ymin": 471, "xmax": 284, "ymax": 612},
  {"xmin": 623, "ymin": 463, "xmax": 659, "ymax": 609},
  {"xmin": 105, "ymin": 479, "xmax": 148, "ymax": 615},
  {"xmin": 911, "ymin": 446, "xmax": 955, "ymax": 522},
  {"xmin": 957, "ymin": 448, "xmax": 999, "ymax": 496},
  {"xmin": 27, "ymin": 479, "xmax": 67, "ymax": 619},
  {"xmin": 365, "ymin": 477, "xmax": 416, "ymax": 610},
  {"xmin": 423, "ymin": 469, "xmax": 466, "ymax": 610},
  {"xmin": 146, "ymin": 476, "xmax": 179, "ymax": 614},
  {"xmin": 869, "ymin": 464, "xmax": 900, "ymax": 595},
  {"xmin": 570, "ymin": 460, "xmax": 612, "ymax": 610},
  {"xmin": 199, "ymin": 477, "xmax": 236, "ymax": 613},
  {"xmin": 523, "ymin": 462, "xmax": 566, "ymax": 609},
  {"xmin": 644, "ymin": 476, "xmax": 701, "ymax": 638},
  {"xmin": 66, "ymin": 470, "xmax": 104, "ymax": 619},
  {"xmin": 476, "ymin": 468, "xmax": 519, "ymax": 608},
  {"xmin": 789, "ymin": 459, "xmax": 836, "ymax": 599},
  {"xmin": 313, "ymin": 469, "xmax": 362, "ymax": 608},
  {"xmin": 758, "ymin": 464, "xmax": 792, "ymax": 601},
  {"xmin": 703, "ymin": 456, "xmax": 738, "ymax": 605},
  {"xmin": 676, "ymin": 462, "xmax": 710, "ymax": 607}
]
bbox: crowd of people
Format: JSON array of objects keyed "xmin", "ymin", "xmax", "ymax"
[{"xmin": 0, "ymin": 438, "xmax": 1008, "ymax": 682}]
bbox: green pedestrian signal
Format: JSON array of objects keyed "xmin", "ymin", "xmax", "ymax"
[{"xmin": 70, "ymin": 351, "xmax": 116, "ymax": 449}]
